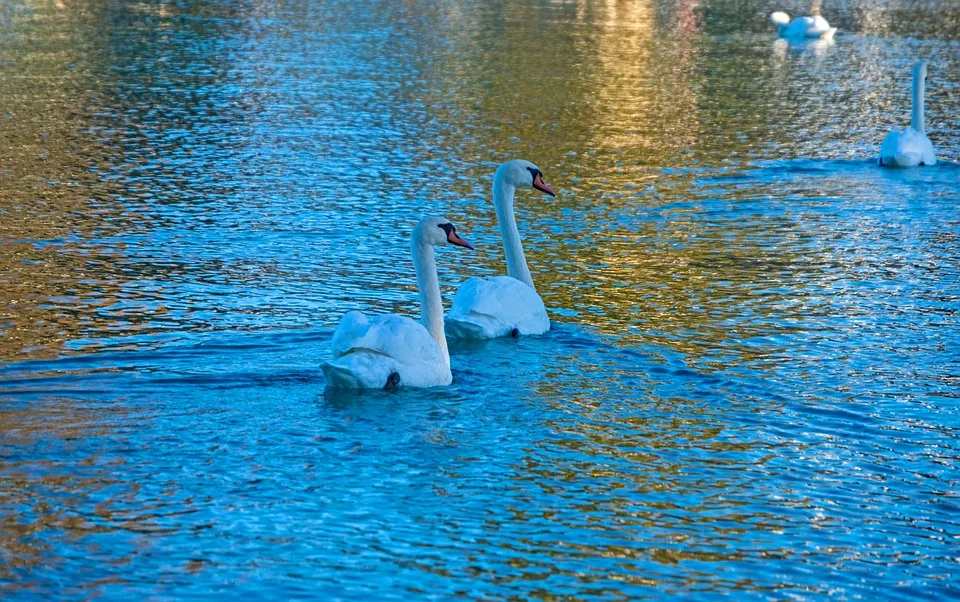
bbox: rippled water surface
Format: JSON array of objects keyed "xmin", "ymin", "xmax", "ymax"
[{"xmin": 2, "ymin": 0, "xmax": 959, "ymax": 599}]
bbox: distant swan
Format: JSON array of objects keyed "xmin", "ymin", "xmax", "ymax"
[
  {"xmin": 445, "ymin": 160, "xmax": 555, "ymax": 339},
  {"xmin": 879, "ymin": 61, "xmax": 937, "ymax": 168},
  {"xmin": 770, "ymin": 11, "xmax": 836, "ymax": 39},
  {"xmin": 322, "ymin": 216, "xmax": 474, "ymax": 389}
]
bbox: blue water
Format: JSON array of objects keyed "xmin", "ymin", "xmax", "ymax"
[{"xmin": 1, "ymin": 0, "xmax": 959, "ymax": 599}]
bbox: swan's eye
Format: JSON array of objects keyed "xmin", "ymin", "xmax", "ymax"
[{"xmin": 438, "ymin": 223, "xmax": 455, "ymax": 235}]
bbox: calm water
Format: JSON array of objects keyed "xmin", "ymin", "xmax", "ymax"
[{"xmin": 2, "ymin": 0, "xmax": 959, "ymax": 599}]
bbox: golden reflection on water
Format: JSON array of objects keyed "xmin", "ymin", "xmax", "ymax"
[
  {"xmin": 420, "ymin": 0, "xmax": 819, "ymax": 360},
  {"xmin": 0, "ymin": 1, "xmax": 150, "ymax": 362},
  {"xmin": 2, "ymin": 0, "xmax": 958, "ymax": 365},
  {"xmin": 0, "ymin": 0, "xmax": 264, "ymax": 362}
]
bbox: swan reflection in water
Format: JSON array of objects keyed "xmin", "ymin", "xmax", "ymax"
[{"xmin": 773, "ymin": 36, "xmax": 836, "ymax": 58}]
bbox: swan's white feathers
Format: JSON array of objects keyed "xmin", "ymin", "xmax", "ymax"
[
  {"xmin": 771, "ymin": 12, "xmax": 836, "ymax": 39},
  {"xmin": 446, "ymin": 276, "xmax": 550, "ymax": 339},
  {"xmin": 325, "ymin": 311, "xmax": 451, "ymax": 388},
  {"xmin": 332, "ymin": 311, "xmax": 437, "ymax": 361},
  {"xmin": 770, "ymin": 11, "xmax": 791, "ymax": 26},
  {"xmin": 879, "ymin": 127, "xmax": 937, "ymax": 168}
]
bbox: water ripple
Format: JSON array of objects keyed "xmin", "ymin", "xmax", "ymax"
[{"xmin": 1, "ymin": 0, "xmax": 959, "ymax": 599}]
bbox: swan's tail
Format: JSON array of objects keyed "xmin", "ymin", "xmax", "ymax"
[
  {"xmin": 322, "ymin": 351, "xmax": 398, "ymax": 389},
  {"xmin": 770, "ymin": 11, "xmax": 791, "ymax": 29}
]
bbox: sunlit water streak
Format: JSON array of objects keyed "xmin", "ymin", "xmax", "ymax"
[{"xmin": 1, "ymin": 0, "xmax": 958, "ymax": 599}]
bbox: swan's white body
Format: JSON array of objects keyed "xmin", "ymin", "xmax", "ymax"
[
  {"xmin": 770, "ymin": 11, "xmax": 836, "ymax": 39},
  {"xmin": 324, "ymin": 312, "xmax": 451, "ymax": 389},
  {"xmin": 879, "ymin": 61, "xmax": 937, "ymax": 168},
  {"xmin": 322, "ymin": 217, "xmax": 472, "ymax": 389},
  {"xmin": 446, "ymin": 160, "xmax": 553, "ymax": 339},
  {"xmin": 445, "ymin": 276, "xmax": 548, "ymax": 339}
]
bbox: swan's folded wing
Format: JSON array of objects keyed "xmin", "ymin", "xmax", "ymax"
[
  {"xmin": 332, "ymin": 312, "xmax": 443, "ymax": 365},
  {"xmin": 331, "ymin": 311, "xmax": 370, "ymax": 359},
  {"xmin": 809, "ymin": 15, "xmax": 832, "ymax": 34},
  {"xmin": 450, "ymin": 276, "xmax": 529, "ymax": 316},
  {"xmin": 448, "ymin": 276, "xmax": 549, "ymax": 335}
]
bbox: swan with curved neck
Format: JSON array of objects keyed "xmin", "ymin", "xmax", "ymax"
[
  {"xmin": 770, "ymin": 11, "xmax": 836, "ymax": 39},
  {"xmin": 879, "ymin": 61, "xmax": 937, "ymax": 168},
  {"xmin": 446, "ymin": 159, "xmax": 555, "ymax": 339},
  {"xmin": 322, "ymin": 216, "xmax": 473, "ymax": 389}
]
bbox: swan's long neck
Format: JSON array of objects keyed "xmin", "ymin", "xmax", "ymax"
[
  {"xmin": 412, "ymin": 239, "xmax": 449, "ymax": 365},
  {"xmin": 912, "ymin": 69, "xmax": 925, "ymax": 135},
  {"xmin": 493, "ymin": 177, "xmax": 536, "ymax": 291}
]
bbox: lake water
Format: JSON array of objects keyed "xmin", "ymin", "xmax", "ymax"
[{"xmin": 1, "ymin": 0, "xmax": 959, "ymax": 599}]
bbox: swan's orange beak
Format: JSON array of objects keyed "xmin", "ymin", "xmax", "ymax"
[
  {"xmin": 447, "ymin": 231, "xmax": 474, "ymax": 250},
  {"xmin": 533, "ymin": 173, "xmax": 556, "ymax": 197}
]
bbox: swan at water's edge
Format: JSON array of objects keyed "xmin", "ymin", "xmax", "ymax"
[
  {"xmin": 879, "ymin": 61, "xmax": 937, "ymax": 168},
  {"xmin": 445, "ymin": 160, "xmax": 556, "ymax": 340},
  {"xmin": 770, "ymin": 11, "xmax": 836, "ymax": 39},
  {"xmin": 322, "ymin": 217, "xmax": 474, "ymax": 390}
]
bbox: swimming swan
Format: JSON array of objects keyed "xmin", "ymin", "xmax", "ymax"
[
  {"xmin": 879, "ymin": 61, "xmax": 937, "ymax": 168},
  {"xmin": 770, "ymin": 11, "xmax": 836, "ymax": 39},
  {"xmin": 445, "ymin": 160, "xmax": 555, "ymax": 339},
  {"xmin": 322, "ymin": 216, "xmax": 474, "ymax": 389}
]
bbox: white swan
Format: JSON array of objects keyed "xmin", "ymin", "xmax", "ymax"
[
  {"xmin": 770, "ymin": 11, "xmax": 836, "ymax": 39},
  {"xmin": 879, "ymin": 61, "xmax": 937, "ymax": 168},
  {"xmin": 446, "ymin": 159, "xmax": 555, "ymax": 339},
  {"xmin": 322, "ymin": 216, "xmax": 474, "ymax": 389}
]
